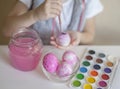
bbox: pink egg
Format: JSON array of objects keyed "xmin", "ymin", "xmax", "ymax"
[
  {"xmin": 43, "ymin": 53, "xmax": 59, "ymax": 73},
  {"xmin": 62, "ymin": 51, "xmax": 78, "ymax": 66},
  {"xmin": 56, "ymin": 32, "xmax": 71, "ymax": 46},
  {"xmin": 56, "ymin": 62, "xmax": 73, "ymax": 77}
]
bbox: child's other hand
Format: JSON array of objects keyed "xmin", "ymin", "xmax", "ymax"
[
  {"xmin": 67, "ymin": 30, "xmax": 81, "ymax": 46},
  {"xmin": 50, "ymin": 31, "xmax": 81, "ymax": 49},
  {"xmin": 34, "ymin": 0, "xmax": 62, "ymax": 21}
]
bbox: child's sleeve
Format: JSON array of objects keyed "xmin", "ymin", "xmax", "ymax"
[
  {"xmin": 85, "ymin": 0, "xmax": 104, "ymax": 19},
  {"xmin": 19, "ymin": 0, "xmax": 32, "ymax": 9}
]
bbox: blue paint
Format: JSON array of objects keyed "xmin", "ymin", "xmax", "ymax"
[
  {"xmin": 93, "ymin": 64, "xmax": 101, "ymax": 70},
  {"xmin": 80, "ymin": 67, "xmax": 87, "ymax": 73}
]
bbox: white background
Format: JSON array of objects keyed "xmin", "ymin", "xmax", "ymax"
[{"xmin": 0, "ymin": 46, "xmax": 120, "ymax": 89}]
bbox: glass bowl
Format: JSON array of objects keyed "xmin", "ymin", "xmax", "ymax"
[{"xmin": 40, "ymin": 48, "xmax": 80, "ymax": 83}]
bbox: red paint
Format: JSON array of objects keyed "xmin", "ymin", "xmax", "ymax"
[{"xmin": 101, "ymin": 74, "xmax": 109, "ymax": 80}]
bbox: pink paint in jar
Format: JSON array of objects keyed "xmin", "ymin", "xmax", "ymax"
[{"xmin": 8, "ymin": 28, "xmax": 43, "ymax": 71}]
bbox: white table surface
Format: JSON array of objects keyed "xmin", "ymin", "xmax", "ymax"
[{"xmin": 0, "ymin": 45, "xmax": 120, "ymax": 89}]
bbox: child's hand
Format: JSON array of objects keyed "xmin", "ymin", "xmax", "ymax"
[
  {"xmin": 50, "ymin": 31, "xmax": 81, "ymax": 49},
  {"xmin": 67, "ymin": 30, "xmax": 81, "ymax": 46},
  {"xmin": 34, "ymin": 0, "xmax": 62, "ymax": 21}
]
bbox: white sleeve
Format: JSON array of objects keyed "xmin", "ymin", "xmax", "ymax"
[
  {"xmin": 85, "ymin": 0, "xmax": 104, "ymax": 19},
  {"xmin": 19, "ymin": 0, "xmax": 32, "ymax": 9}
]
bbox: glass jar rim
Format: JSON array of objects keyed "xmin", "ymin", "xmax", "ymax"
[{"xmin": 10, "ymin": 28, "xmax": 40, "ymax": 47}]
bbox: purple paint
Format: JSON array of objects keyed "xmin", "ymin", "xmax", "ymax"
[
  {"xmin": 98, "ymin": 81, "xmax": 107, "ymax": 87},
  {"xmin": 104, "ymin": 68, "xmax": 111, "ymax": 73},
  {"xmin": 97, "ymin": 88, "xmax": 102, "ymax": 89}
]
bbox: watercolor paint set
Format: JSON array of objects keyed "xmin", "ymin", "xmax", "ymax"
[{"xmin": 69, "ymin": 49, "xmax": 119, "ymax": 89}]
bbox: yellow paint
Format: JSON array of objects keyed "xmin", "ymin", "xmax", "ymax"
[
  {"xmin": 87, "ymin": 77, "xmax": 95, "ymax": 83},
  {"xmin": 84, "ymin": 84, "xmax": 92, "ymax": 89}
]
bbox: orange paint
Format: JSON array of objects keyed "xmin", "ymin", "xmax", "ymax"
[{"xmin": 90, "ymin": 70, "xmax": 98, "ymax": 77}]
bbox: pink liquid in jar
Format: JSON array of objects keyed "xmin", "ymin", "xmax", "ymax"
[{"xmin": 8, "ymin": 29, "xmax": 43, "ymax": 71}]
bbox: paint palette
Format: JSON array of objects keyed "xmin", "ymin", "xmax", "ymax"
[{"xmin": 69, "ymin": 49, "xmax": 119, "ymax": 89}]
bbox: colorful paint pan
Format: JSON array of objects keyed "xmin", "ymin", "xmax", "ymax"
[
  {"xmin": 97, "ymin": 88, "xmax": 102, "ymax": 89},
  {"xmin": 93, "ymin": 64, "xmax": 101, "ymax": 70},
  {"xmin": 72, "ymin": 80, "xmax": 81, "ymax": 87},
  {"xmin": 107, "ymin": 55, "xmax": 116, "ymax": 63},
  {"xmin": 83, "ymin": 84, "xmax": 92, "ymax": 89},
  {"xmin": 85, "ymin": 55, "xmax": 93, "ymax": 60},
  {"xmin": 82, "ymin": 61, "xmax": 90, "ymax": 66},
  {"xmin": 96, "ymin": 58, "xmax": 103, "ymax": 64},
  {"xmin": 87, "ymin": 77, "xmax": 96, "ymax": 83},
  {"xmin": 104, "ymin": 68, "xmax": 111, "ymax": 73},
  {"xmin": 76, "ymin": 73, "xmax": 84, "ymax": 80},
  {"xmin": 90, "ymin": 70, "xmax": 98, "ymax": 77},
  {"xmin": 88, "ymin": 50, "xmax": 95, "ymax": 55},
  {"xmin": 98, "ymin": 53, "xmax": 106, "ymax": 58},
  {"xmin": 101, "ymin": 74, "xmax": 109, "ymax": 80},
  {"xmin": 106, "ymin": 61, "xmax": 114, "ymax": 67},
  {"xmin": 80, "ymin": 67, "xmax": 87, "ymax": 73},
  {"xmin": 98, "ymin": 81, "xmax": 107, "ymax": 87}
]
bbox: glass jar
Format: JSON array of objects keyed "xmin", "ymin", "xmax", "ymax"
[{"xmin": 8, "ymin": 28, "xmax": 43, "ymax": 71}]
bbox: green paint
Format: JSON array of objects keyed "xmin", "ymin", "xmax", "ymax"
[
  {"xmin": 72, "ymin": 80, "xmax": 81, "ymax": 87},
  {"xmin": 83, "ymin": 61, "xmax": 90, "ymax": 66},
  {"xmin": 76, "ymin": 74, "xmax": 84, "ymax": 80}
]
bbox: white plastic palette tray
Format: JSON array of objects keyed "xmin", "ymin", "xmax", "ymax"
[{"xmin": 69, "ymin": 48, "xmax": 120, "ymax": 89}]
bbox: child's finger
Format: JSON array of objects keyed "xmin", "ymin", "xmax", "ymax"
[
  {"xmin": 50, "ymin": 40, "xmax": 58, "ymax": 47},
  {"xmin": 57, "ymin": 45, "xmax": 68, "ymax": 49},
  {"xmin": 50, "ymin": 36, "xmax": 56, "ymax": 39},
  {"xmin": 71, "ymin": 39, "xmax": 80, "ymax": 46},
  {"xmin": 50, "ymin": 36, "xmax": 55, "ymax": 40},
  {"xmin": 57, "ymin": 44, "xmax": 73, "ymax": 49}
]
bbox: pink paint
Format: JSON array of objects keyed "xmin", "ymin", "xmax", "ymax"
[{"xmin": 8, "ymin": 30, "xmax": 43, "ymax": 71}]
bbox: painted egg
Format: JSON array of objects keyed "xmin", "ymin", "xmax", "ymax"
[
  {"xmin": 56, "ymin": 62, "xmax": 73, "ymax": 77},
  {"xmin": 62, "ymin": 51, "xmax": 78, "ymax": 66},
  {"xmin": 56, "ymin": 32, "xmax": 71, "ymax": 46},
  {"xmin": 43, "ymin": 53, "xmax": 59, "ymax": 73}
]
